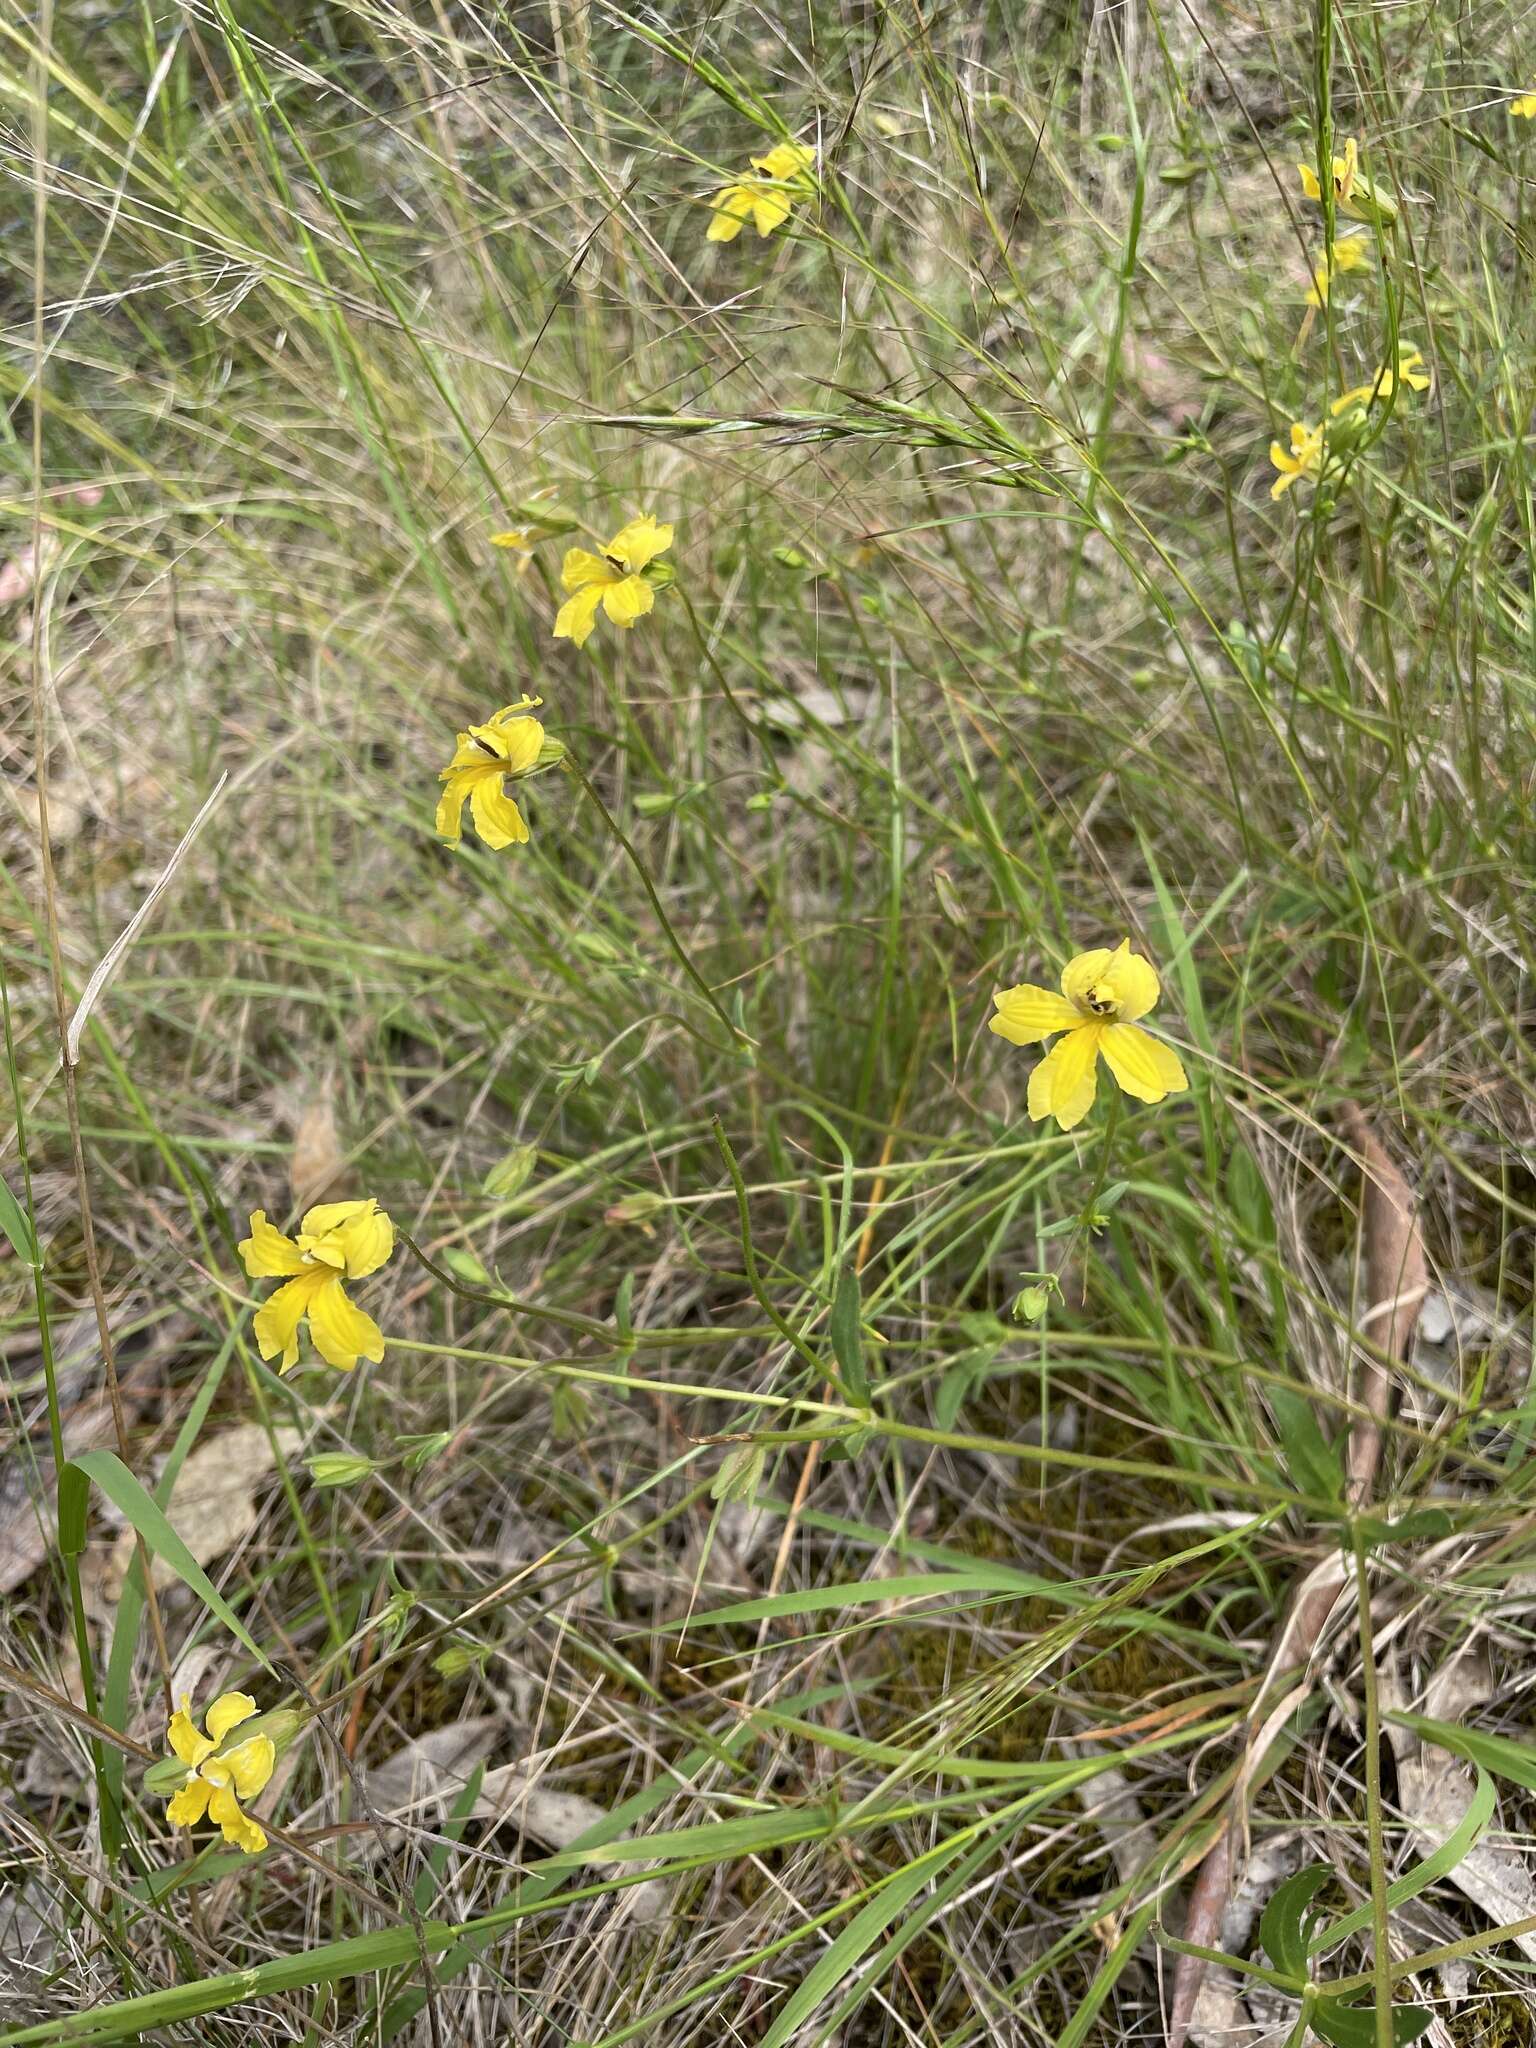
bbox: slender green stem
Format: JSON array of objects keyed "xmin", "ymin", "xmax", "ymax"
[{"xmin": 1352, "ymin": 1525, "xmax": 1393, "ymax": 2048}]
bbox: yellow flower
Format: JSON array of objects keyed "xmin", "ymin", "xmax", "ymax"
[
  {"xmin": 990, "ymin": 939, "xmax": 1188, "ymax": 1132},
  {"xmin": 239, "ymin": 1197, "xmax": 394, "ymax": 1373},
  {"xmin": 554, "ymin": 515, "xmax": 673, "ymax": 649},
  {"xmin": 436, "ymin": 696, "xmax": 547, "ymax": 850},
  {"xmin": 1269, "ymin": 419, "xmax": 1326, "ymax": 499},
  {"xmin": 1511, "ymin": 94, "xmax": 1536, "ymax": 118},
  {"xmin": 163, "ymin": 1691, "xmax": 275, "ymax": 1855},
  {"xmin": 1329, "ymin": 345, "xmax": 1431, "ymax": 415},
  {"xmin": 708, "ymin": 140, "xmax": 815, "ymax": 243},
  {"xmin": 1304, "ymin": 233, "xmax": 1369, "ymax": 307},
  {"xmin": 1297, "ymin": 136, "xmax": 1397, "ymax": 227}
]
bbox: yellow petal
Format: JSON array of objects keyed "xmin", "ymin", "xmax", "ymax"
[
  {"xmin": 600, "ymin": 573, "xmax": 655, "ymax": 630},
  {"xmin": 1098, "ymin": 1022, "xmax": 1188, "ymax": 1105},
  {"xmin": 708, "ymin": 186, "xmax": 752, "ymax": 240},
  {"xmin": 469, "ymin": 777, "xmax": 530, "ymax": 849},
  {"xmin": 1098, "ymin": 941, "xmax": 1160, "ymax": 1023},
  {"xmin": 252, "ymin": 1269, "xmax": 329, "ymax": 1373},
  {"xmin": 750, "ymin": 187, "xmax": 794, "ymax": 236},
  {"xmin": 168, "ymin": 1700, "xmax": 213, "ymax": 1769},
  {"xmin": 327, "ymin": 1200, "xmax": 394, "ymax": 1279},
  {"xmin": 553, "ymin": 582, "xmax": 606, "ymax": 648},
  {"xmin": 751, "ymin": 142, "xmax": 814, "ymax": 181},
  {"xmin": 205, "ymin": 1691, "xmax": 258, "ymax": 1746},
  {"xmin": 306, "ymin": 1275, "xmax": 386, "ymax": 1371},
  {"xmin": 300, "ymin": 1198, "xmax": 369, "ymax": 1238},
  {"xmin": 208, "ymin": 1781, "xmax": 267, "ymax": 1855},
  {"xmin": 560, "ymin": 546, "xmax": 612, "ymax": 594},
  {"xmin": 1513, "ymin": 94, "xmax": 1536, "ymax": 118},
  {"xmin": 435, "ymin": 769, "xmax": 479, "ymax": 843},
  {"xmin": 1026, "ymin": 1022, "xmax": 1102, "ymax": 1131},
  {"xmin": 210, "ymin": 1733, "xmax": 275, "ymax": 1800},
  {"xmin": 167, "ymin": 1776, "xmax": 211, "ymax": 1828},
  {"xmin": 989, "ymin": 984, "xmax": 1081, "ymax": 1046},
  {"xmin": 606, "ymin": 516, "xmax": 673, "ymax": 574},
  {"xmin": 238, "ymin": 1212, "xmax": 305, "ymax": 1279},
  {"xmin": 1059, "ymin": 948, "xmax": 1114, "ymax": 1009},
  {"xmin": 1298, "ymin": 162, "xmax": 1322, "ymax": 199},
  {"xmin": 490, "ymin": 528, "xmax": 532, "ymax": 549},
  {"xmin": 469, "ymin": 714, "xmax": 543, "ymax": 776}
]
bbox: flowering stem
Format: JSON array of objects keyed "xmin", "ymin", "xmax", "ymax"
[{"xmin": 563, "ymin": 751, "xmax": 751, "ymax": 1055}]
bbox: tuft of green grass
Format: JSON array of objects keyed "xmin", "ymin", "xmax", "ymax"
[{"xmin": 2, "ymin": 0, "xmax": 1534, "ymax": 2041}]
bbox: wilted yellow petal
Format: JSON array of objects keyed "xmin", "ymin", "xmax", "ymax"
[
  {"xmin": 205, "ymin": 1692, "xmax": 258, "ymax": 1746},
  {"xmin": 1099, "ymin": 1022, "xmax": 1188, "ymax": 1104},
  {"xmin": 238, "ymin": 1212, "xmax": 305, "ymax": 1279},
  {"xmin": 1026, "ymin": 1022, "xmax": 1102, "ymax": 1131},
  {"xmin": 990, "ymin": 984, "xmax": 1081, "ymax": 1046},
  {"xmin": 600, "ymin": 573, "xmax": 656, "ymax": 629},
  {"xmin": 306, "ymin": 1276, "xmax": 386, "ymax": 1371}
]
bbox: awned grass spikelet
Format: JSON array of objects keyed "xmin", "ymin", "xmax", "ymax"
[{"xmin": 3, "ymin": 2, "xmax": 1534, "ymax": 2044}]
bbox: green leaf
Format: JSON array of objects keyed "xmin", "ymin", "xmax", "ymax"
[
  {"xmin": 1258, "ymin": 1862, "xmax": 1332, "ymax": 1984},
  {"xmin": 1386, "ymin": 1713, "xmax": 1536, "ymax": 1792},
  {"xmin": 1311, "ymin": 1768, "xmax": 1493, "ymax": 1953},
  {"xmin": 829, "ymin": 1259, "xmax": 868, "ymax": 1404},
  {"xmin": 1269, "ymin": 1387, "xmax": 1344, "ymax": 1506},
  {"xmin": 1311, "ymin": 1993, "xmax": 1432, "ymax": 2047},
  {"xmin": 1352, "ymin": 1506, "xmax": 1455, "ymax": 1548},
  {"xmin": 0, "ymin": 1175, "xmax": 37, "ymax": 1267},
  {"xmin": 58, "ymin": 1450, "xmax": 273, "ymax": 1675}
]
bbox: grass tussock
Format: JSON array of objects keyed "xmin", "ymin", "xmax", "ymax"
[{"xmin": 2, "ymin": 0, "xmax": 1535, "ymax": 2042}]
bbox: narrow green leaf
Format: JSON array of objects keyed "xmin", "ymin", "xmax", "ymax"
[
  {"xmin": 1310, "ymin": 1767, "xmax": 1493, "ymax": 1953},
  {"xmin": 829, "ymin": 1260, "xmax": 868, "ymax": 1404},
  {"xmin": 1259, "ymin": 1862, "xmax": 1332, "ymax": 1984},
  {"xmin": 1386, "ymin": 1713, "xmax": 1536, "ymax": 1792},
  {"xmin": 65, "ymin": 1450, "xmax": 273, "ymax": 1675},
  {"xmin": 0, "ymin": 1175, "xmax": 37, "ymax": 1266}
]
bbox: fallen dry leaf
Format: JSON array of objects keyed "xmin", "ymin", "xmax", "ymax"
[
  {"xmin": 1339, "ymin": 1103, "xmax": 1428, "ymax": 1500},
  {"xmin": 289, "ymin": 1084, "xmax": 347, "ymax": 1211}
]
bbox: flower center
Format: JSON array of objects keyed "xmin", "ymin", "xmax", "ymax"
[{"xmin": 1083, "ymin": 984, "xmax": 1118, "ymax": 1017}]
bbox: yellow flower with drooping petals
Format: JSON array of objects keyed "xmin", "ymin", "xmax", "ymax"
[
  {"xmin": 1297, "ymin": 136, "xmax": 1397, "ymax": 227},
  {"xmin": 991, "ymin": 939, "xmax": 1188, "ymax": 1132},
  {"xmin": 1304, "ymin": 233, "xmax": 1369, "ymax": 307},
  {"xmin": 436, "ymin": 696, "xmax": 550, "ymax": 850},
  {"xmin": 1511, "ymin": 94, "xmax": 1536, "ymax": 118},
  {"xmin": 554, "ymin": 516, "xmax": 673, "ymax": 650},
  {"xmin": 1329, "ymin": 345, "xmax": 1431, "ymax": 415},
  {"xmin": 239, "ymin": 1198, "xmax": 394, "ymax": 1373},
  {"xmin": 1269, "ymin": 419, "xmax": 1326, "ymax": 499},
  {"xmin": 164, "ymin": 1691, "xmax": 275, "ymax": 1855},
  {"xmin": 707, "ymin": 140, "xmax": 815, "ymax": 243}
]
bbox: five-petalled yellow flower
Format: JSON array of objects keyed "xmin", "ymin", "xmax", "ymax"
[
  {"xmin": 991, "ymin": 940, "xmax": 1188, "ymax": 1132},
  {"xmin": 164, "ymin": 1691, "xmax": 275, "ymax": 1855},
  {"xmin": 1297, "ymin": 136, "xmax": 1397, "ymax": 227},
  {"xmin": 240, "ymin": 1197, "xmax": 394, "ymax": 1372},
  {"xmin": 1269, "ymin": 419, "xmax": 1326, "ymax": 499},
  {"xmin": 707, "ymin": 141, "xmax": 815, "ymax": 243},
  {"xmin": 1329, "ymin": 346, "xmax": 1431, "ymax": 415},
  {"xmin": 554, "ymin": 516, "xmax": 673, "ymax": 650},
  {"xmin": 436, "ymin": 696, "xmax": 548, "ymax": 850}
]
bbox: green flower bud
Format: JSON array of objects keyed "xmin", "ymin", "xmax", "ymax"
[{"xmin": 307, "ymin": 1452, "xmax": 379, "ymax": 1488}]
